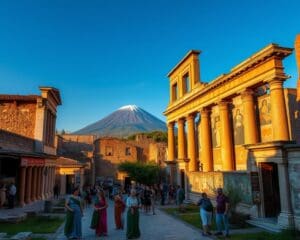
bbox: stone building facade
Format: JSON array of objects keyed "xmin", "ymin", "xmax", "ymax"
[
  {"xmin": 0, "ymin": 87, "xmax": 61, "ymax": 206},
  {"xmin": 164, "ymin": 42, "xmax": 300, "ymax": 230},
  {"xmin": 55, "ymin": 157, "xmax": 85, "ymax": 195},
  {"xmin": 55, "ymin": 134, "xmax": 95, "ymax": 185},
  {"xmin": 94, "ymin": 137, "xmax": 139, "ymax": 181},
  {"xmin": 94, "ymin": 135, "xmax": 167, "ymax": 182}
]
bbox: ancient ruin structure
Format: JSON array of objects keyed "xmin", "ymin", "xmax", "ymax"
[
  {"xmin": 0, "ymin": 87, "xmax": 61, "ymax": 206},
  {"xmin": 164, "ymin": 42, "xmax": 300, "ymax": 230}
]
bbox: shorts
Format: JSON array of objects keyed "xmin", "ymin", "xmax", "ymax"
[{"xmin": 200, "ymin": 208, "xmax": 212, "ymax": 226}]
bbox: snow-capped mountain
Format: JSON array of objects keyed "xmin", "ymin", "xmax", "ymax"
[{"xmin": 73, "ymin": 105, "xmax": 167, "ymax": 137}]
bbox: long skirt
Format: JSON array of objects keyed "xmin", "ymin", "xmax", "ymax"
[
  {"xmin": 115, "ymin": 207, "xmax": 123, "ymax": 229},
  {"xmin": 96, "ymin": 210, "xmax": 107, "ymax": 236},
  {"xmin": 126, "ymin": 209, "xmax": 140, "ymax": 239},
  {"xmin": 64, "ymin": 209, "xmax": 82, "ymax": 239}
]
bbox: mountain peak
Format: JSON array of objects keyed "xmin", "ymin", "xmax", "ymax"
[
  {"xmin": 74, "ymin": 105, "xmax": 167, "ymax": 137},
  {"xmin": 119, "ymin": 105, "xmax": 138, "ymax": 111}
]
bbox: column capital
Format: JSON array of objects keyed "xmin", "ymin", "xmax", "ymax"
[
  {"xmin": 200, "ymin": 107, "xmax": 211, "ymax": 117},
  {"xmin": 218, "ymin": 101, "xmax": 230, "ymax": 110},
  {"xmin": 177, "ymin": 118, "xmax": 185, "ymax": 125},
  {"xmin": 186, "ymin": 113, "xmax": 196, "ymax": 121},
  {"xmin": 241, "ymin": 89, "xmax": 254, "ymax": 98},
  {"xmin": 266, "ymin": 78, "xmax": 285, "ymax": 90},
  {"xmin": 167, "ymin": 121, "xmax": 175, "ymax": 128}
]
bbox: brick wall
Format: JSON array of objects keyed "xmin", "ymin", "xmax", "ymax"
[
  {"xmin": 0, "ymin": 102, "xmax": 36, "ymax": 139},
  {"xmin": 94, "ymin": 138, "xmax": 138, "ymax": 178}
]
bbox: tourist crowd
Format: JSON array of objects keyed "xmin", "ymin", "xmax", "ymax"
[
  {"xmin": 63, "ymin": 183, "xmax": 230, "ymax": 239},
  {"xmin": 63, "ymin": 182, "xmax": 188, "ymax": 239}
]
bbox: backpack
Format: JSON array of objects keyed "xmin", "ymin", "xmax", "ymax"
[{"xmin": 202, "ymin": 199, "xmax": 213, "ymax": 212}]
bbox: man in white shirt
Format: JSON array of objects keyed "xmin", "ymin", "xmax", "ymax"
[{"xmin": 8, "ymin": 182, "xmax": 16, "ymax": 209}]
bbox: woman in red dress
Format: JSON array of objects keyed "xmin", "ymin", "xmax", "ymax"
[
  {"xmin": 94, "ymin": 190, "xmax": 108, "ymax": 237},
  {"xmin": 114, "ymin": 191, "xmax": 126, "ymax": 229}
]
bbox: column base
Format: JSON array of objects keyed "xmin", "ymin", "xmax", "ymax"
[
  {"xmin": 277, "ymin": 212, "xmax": 295, "ymax": 229},
  {"xmin": 294, "ymin": 216, "xmax": 300, "ymax": 231}
]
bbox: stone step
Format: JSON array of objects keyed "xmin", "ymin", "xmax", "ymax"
[
  {"xmin": 52, "ymin": 206, "xmax": 66, "ymax": 213},
  {"xmin": 0, "ymin": 232, "xmax": 7, "ymax": 238},
  {"xmin": 10, "ymin": 232, "xmax": 32, "ymax": 240},
  {"xmin": 247, "ymin": 219, "xmax": 282, "ymax": 233}
]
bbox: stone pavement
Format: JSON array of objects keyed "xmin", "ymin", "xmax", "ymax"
[
  {"xmin": 0, "ymin": 200, "xmax": 45, "ymax": 221},
  {"xmin": 55, "ymin": 200, "xmax": 209, "ymax": 240}
]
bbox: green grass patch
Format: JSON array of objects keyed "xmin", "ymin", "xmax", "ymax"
[
  {"xmin": 160, "ymin": 206, "xmax": 217, "ymax": 230},
  {"xmin": 161, "ymin": 206, "xmax": 251, "ymax": 231},
  {"xmin": 228, "ymin": 229, "xmax": 300, "ymax": 240},
  {"xmin": 0, "ymin": 216, "xmax": 64, "ymax": 235}
]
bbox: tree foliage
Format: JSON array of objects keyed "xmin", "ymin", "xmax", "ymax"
[
  {"xmin": 118, "ymin": 161, "xmax": 160, "ymax": 185},
  {"xmin": 127, "ymin": 131, "xmax": 167, "ymax": 143}
]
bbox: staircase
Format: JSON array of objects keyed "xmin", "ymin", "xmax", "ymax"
[{"xmin": 247, "ymin": 218, "xmax": 282, "ymax": 233}]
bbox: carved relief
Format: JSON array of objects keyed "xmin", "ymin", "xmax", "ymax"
[
  {"xmin": 257, "ymin": 95, "xmax": 273, "ymax": 142},
  {"xmin": 232, "ymin": 96, "xmax": 245, "ymax": 145},
  {"xmin": 211, "ymin": 106, "xmax": 220, "ymax": 148}
]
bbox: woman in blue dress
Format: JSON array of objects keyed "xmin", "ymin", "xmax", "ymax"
[{"xmin": 64, "ymin": 187, "xmax": 83, "ymax": 239}]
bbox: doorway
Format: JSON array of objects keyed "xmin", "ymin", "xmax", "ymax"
[
  {"xmin": 66, "ymin": 175, "xmax": 74, "ymax": 194},
  {"xmin": 260, "ymin": 163, "xmax": 281, "ymax": 217},
  {"xmin": 180, "ymin": 170, "xmax": 185, "ymax": 189}
]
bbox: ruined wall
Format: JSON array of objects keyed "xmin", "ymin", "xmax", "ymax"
[
  {"xmin": 0, "ymin": 102, "xmax": 36, "ymax": 139},
  {"xmin": 285, "ymin": 89, "xmax": 300, "ymax": 144},
  {"xmin": 56, "ymin": 134, "xmax": 94, "ymax": 161},
  {"xmin": 94, "ymin": 138, "xmax": 138, "ymax": 178},
  {"xmin": 149, "ymin": 142, "xmax": 167, "ymax": 166}
]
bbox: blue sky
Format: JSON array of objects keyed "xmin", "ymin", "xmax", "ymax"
[{"xmin": 0, "ymin": 0, "xmax": 299, "ymax": 132}]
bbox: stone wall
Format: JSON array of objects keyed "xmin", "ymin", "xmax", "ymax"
[
  {"xmin": 94, "ymin": 138, "xmax": 138, "ymax": 179},
  {"xmin": 57, "ymin": 134, "xmax": 94, "ymax": 161},
  {"xmin": 0, "ymin": 129, "xmax": 35, "ymax": 152},
  {"xmin": 149, "ymin": 142, "xmax": 167, "ymax": 165},
  {"xmin": 0, "ymin": 102, "xmax": 36, "ymax": 139},
  {"xmin": 287, "ymin": 147, "xmax": 300, "ymax": 230},
  {"xmin": 61, "ymin": 134, "xmax": 96, "ymax": 145},
  {"xmin": 188, "ymin": 171, "xmax": 252, "ymax": 205},
  {"xmin": 285, "ymin": 89, "xmax": 300, "ymax": 144},
  {"xmin": 56, "ymin": 134, "xmax": 95, "ymax": 185}
]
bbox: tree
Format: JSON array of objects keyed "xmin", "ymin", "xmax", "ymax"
[{"xmin": 118, "ymin": 161, "xmax": 160, "ymax": 185}]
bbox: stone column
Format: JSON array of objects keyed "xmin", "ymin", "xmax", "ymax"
[
  {"xmin": 200, "ymin": 108, "xmax": 213, "ymax": 171},
  {"xmin": 31, "ymin": 167, "xmax": 38, "ymax": 202},
  {"xmin": 37, "ymin": 167, "xmax": 42, "ymax": 200},
  {"xmin": 44, "ymin": 167, "xmax": 49, "ymax": 198},
  {"xmin": 268, "ymin": 79, "xmax": 290, "ymax": 141},
  {"xmin": 25, "ymin": 167, "xmax": 32, "ymax": 204},
  {"xmin": 40, "ymin": 167, "xmax": 45, "ymax": 199},
  {"xmin": 167, "ymin": 122, "xmax": 175, "ymax": 161},
  {"xmin": 47, "ymin": 167, "xmax": 51, "ymax": 198},
  {"xmin": 277, "ymin": 162, "xmax": 294, "ymax": 228},
  {"xmin": 177, "ymin": 118, "xmax": 186, "ymax": 161},
  {"xmin": 219, "ymin": 101, "xmax": 235, "ymax": 171},
  {"xmin": 50, "ymin": 167, "xmax": 55, "ymax": 197},
  {"xmin": 242, "ymin": 90, "xmax": 258, "ymax": 144},
  {"xmin": 19, "ymin": 167, "xmax": 26, "ymax": 207},
  {"xmin": 187, "ymin": 114, "xmax": 198, "ymax": 171}
]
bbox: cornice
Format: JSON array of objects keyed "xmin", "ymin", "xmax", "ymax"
[{"xmin": 164, "ymin": 44, "xmax": 293, "ymax": 116}]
